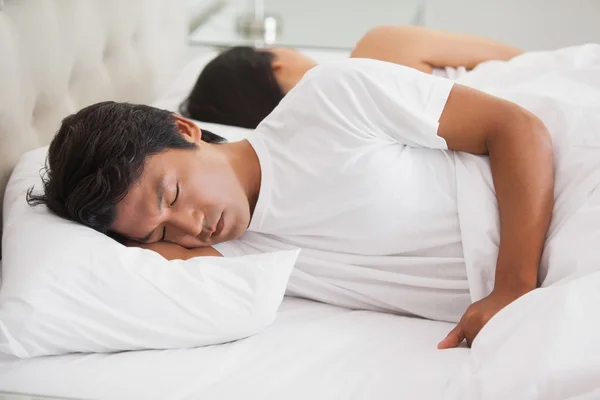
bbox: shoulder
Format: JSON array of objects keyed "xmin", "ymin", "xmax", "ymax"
[
  {"xmin": 282, "ymin": 59, "xmax": 389, "ymax": 105},
  {"xmin": 259, "ymin": 60, "xmax": 389, "ymax": 123},
  {"xmin": 299, "ymin": 59, "xmax": 374, "ymax": 88},
  {"xmin": 289, "ymin": 58, "xmax": 430, "ymax": 103}
]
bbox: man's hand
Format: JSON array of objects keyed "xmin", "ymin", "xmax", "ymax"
[
  {"xmin": 125, "ymin": 241, "xmax": 222, "ymax": 260},
  {"xmin": 437, "ymin": 288, "xmax": 532, "ymax": 349}
]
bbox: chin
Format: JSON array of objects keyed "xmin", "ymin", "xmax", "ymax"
[
  {"xmin": 228, "ymin": 225, "xmax": 247, "ymax": 242},
  {"xmin": 207, "ymin": 215, "xmax": 245, "ymax": 245}
]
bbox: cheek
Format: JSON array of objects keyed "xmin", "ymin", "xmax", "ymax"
[
  {"xmin": 228, "ymin": 207, "xmax": 251, "ymax": 241},
  {"xmin": 182, "ymin": 158, "xmax": 249, "ymax": 229},
  {"xmin": 113, "ymin": 195, "xmax": 149, "ymax": 237},
  {"xmin": 184, "ymin": 170, "xmax": 223, "ymax": 206},
  {"xmin": 191, "ymin": 169, "xmax": 245, "ymax": 205}
]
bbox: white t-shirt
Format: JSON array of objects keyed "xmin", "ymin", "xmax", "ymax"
[
  {"xmin": 432, "ymin": 65, "xmax": 468, "ymax": 80},
  {"xmin": 213, "ymin": 59, "xmax": 470, "ymax": 322}
]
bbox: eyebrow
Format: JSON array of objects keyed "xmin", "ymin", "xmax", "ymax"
[{"xmin": 135, "ymin": 183, "xmax": 164, "ymax": 243}]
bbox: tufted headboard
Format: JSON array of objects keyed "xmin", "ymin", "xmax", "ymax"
[{"xmin": 0, "ymin": 0, "xmax": 187, "ymax": 242}]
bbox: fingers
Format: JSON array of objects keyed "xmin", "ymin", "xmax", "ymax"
[{"xmin": 437, "ymin": 324, "xmax": 465, "ymax": 349}]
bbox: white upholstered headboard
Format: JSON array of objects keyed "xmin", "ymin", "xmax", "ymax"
[{"xmin": 0, "ymin": 0, "xmax": 187, "ymax": 240}]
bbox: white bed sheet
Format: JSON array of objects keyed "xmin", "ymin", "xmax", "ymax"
[{"xmin": 0, "ymin": 298, "xmax": 466, "ymax": 399}]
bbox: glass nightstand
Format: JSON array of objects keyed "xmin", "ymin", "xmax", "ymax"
[{"xmin": 188, "ymin": 0, "xmax": 424, "ymax": 50}]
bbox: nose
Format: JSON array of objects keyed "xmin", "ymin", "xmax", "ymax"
[{"xmin": 169, "ymin": 207, "xmax": 203, "ymax": 238}]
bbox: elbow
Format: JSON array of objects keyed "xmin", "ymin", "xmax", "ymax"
[
  {"xmin": 527, "ymin": 114, "xmax": 554, "ymax": 181},
  {"xmin": 491, "ymin": 107, "xmax": 553, "ymax": 158},
  {"xmin": 526, "ymin": 112, "xmax": 553, "ymax": 157},
  {"xmin": 351, "ymin": 25, "xmax": 418, "ymax": 58},
  {"xmin": 350, "ymin": 26, "xmax": 432, "ymax": 72}
]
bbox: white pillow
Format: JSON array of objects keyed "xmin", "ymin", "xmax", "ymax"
[
  {"xmin": 153, "ymin": 50, "xmax": 218, "ymax": 113},
  {"xmin": 0, "ymin": 147, "xmax": 299, "ymax": 358}
]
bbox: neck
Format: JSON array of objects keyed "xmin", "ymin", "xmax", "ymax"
[
  {"xmin": 219, "ymin": 140, "xmax": 262, "ymax": 215},
  {"xmin": 279, "ymin": 63, "xmax": 319, "ymax": 94}
]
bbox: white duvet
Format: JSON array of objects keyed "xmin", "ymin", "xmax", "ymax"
[{"xmin": 446, "ymin": 44, "xmax": 600, "ymax": 399}]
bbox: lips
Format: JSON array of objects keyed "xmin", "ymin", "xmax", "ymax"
[
  {"xmin": 212, "ymin": 213, "xmax": 225, "ymax": 237},
  {"xmin": 197, "ymin": 213, "xmax": 225, "ymax": 242}
]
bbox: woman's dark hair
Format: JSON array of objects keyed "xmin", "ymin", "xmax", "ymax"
[
  {"xmin": 27, "ymin": 101, "xmax": 226, "ymax": 238},
  {"xmin": 180, "ymin": 46, "xmax": 285, "ymax": 129}
]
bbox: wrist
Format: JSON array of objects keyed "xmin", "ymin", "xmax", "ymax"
[
  {"xmin": 492, "ymin": 279, "xmax": 536, "ymax": 298},
  {"xmin": 493, "ymin": 260, "xmax": 539, "ymax": 297}
]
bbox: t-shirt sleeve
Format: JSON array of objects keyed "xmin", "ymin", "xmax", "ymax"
[{"xmin": 293, "ymin": 58, "xmax": 454, "ymax": 149}]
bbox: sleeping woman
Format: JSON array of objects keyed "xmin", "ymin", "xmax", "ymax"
[{"xmin": 179, "ymin": 25, "xmax": 523, "ymax": 129}]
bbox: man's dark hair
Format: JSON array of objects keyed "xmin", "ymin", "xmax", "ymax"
[
  {"xmin": 27, "ymin": 101, "xmax": 226, "ymax": 238},
  {"xmin": 179, "ymin": 46, "xmax": 285, "ymax": 129}
]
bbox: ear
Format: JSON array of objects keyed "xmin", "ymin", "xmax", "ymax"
[
  {"xmin": 172, "ymin": 114, "xmax": 202, "ymax": 144},
  {"xmin": 271, "ymin": 60, "xmax": 284, "ymax": 74}
]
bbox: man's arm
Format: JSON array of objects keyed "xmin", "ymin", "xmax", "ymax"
[
  {"xmin": 351, "ymin": 26, "xmax": 523, "ymax": 73},
  {"xmin": 127, "ymin": 241, "xmax": 223, "ymax": 260},
  {"xmin": 437, "ymin": 84, "xmax": 554, "ymax": 348}
]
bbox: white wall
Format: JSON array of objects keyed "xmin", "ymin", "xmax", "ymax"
[
  {"xmin": 262, "ymin": 0, "xmax": 422, "ymax": 48},
  {"xmin": 188, "ymin": 0, "xmax": 599, "ymax": 51},
  {"xmin": 423, "ymin": 0, "xmax": 600, "ymax": 51}
]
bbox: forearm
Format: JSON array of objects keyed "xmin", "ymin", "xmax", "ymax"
[
  {"xmin": 177, "ymin": 246, "xmax": 223, "ymax": 260},
  {"xmin": 418, "ymin": 27, "xmax": 523, "ymax": 70},
  {"xmin": 436, "ymin": 84, "xmax": 553, "ymax": 350},
  {"xmin": 128, "ymin": 241, "xmax": 223, "ymax": 260},
  {"xmin": 351, "ymin": 26, "xmax": 523, "ymax": 73},
  {"xmin": 488, "ymin": 112, "xmax": 554, "ymax": 294}
]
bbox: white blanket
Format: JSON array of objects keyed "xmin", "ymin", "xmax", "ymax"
[{"xmin": 447, "ymin": 44, "xmax": 600, "ymax": 399}]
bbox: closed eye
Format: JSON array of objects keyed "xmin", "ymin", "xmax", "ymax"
[
  {"xmin": 161, "ymin": 183, "xmax": 179, "ymax": 241},
  {"xmin": 170, "ymin": 182, "xmax": 179, "ymax": 207}
]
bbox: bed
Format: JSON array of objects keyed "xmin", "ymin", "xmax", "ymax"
[
  {"xmin": 3, "ymin": 2, "xmax": 600, "ymax": 400},
  {"xmin": 0, "ymin": 1, "xmax": 468, "ymax": 399}
]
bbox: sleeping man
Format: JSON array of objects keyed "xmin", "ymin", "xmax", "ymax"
[{"xmin": 28, "ymin": 44, "xmax": 600, "ymax": 349}]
